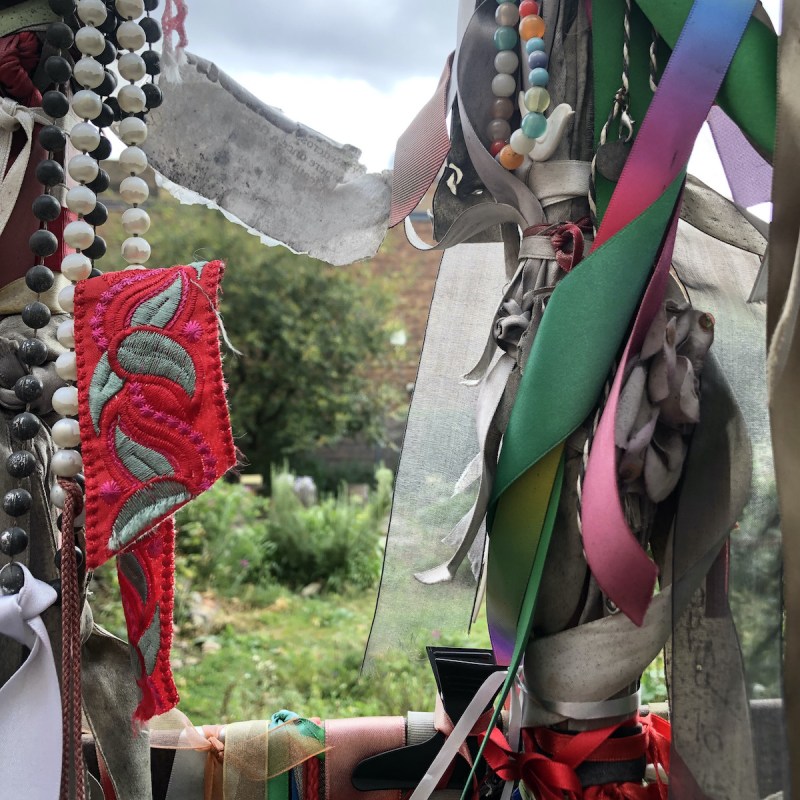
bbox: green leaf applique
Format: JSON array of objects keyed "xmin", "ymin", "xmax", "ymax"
[
  {"xmin": 89, "ymin": 351, "xmax": 125, "ymax": 434},
  {"xmin": 114, "ymin": 423, "xmax": 174, "ymax": 481},
  {"xmin": 116, "ymin": 330, "xmax": 196, "ymax": 396},
  {"xmin": 110, "ymin": 480, "xmax": 190, "ymax": 552},
  {"xmin": 130, "ymin": 275, "xmax": 184, "ymax": 329}
]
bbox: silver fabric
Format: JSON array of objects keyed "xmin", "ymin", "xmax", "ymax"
[
  {"xmin": 366, "ymin": 242, "xmax": 507, "ymax": 659},
  {"xmin": 671, "ymin": 218, "xmax": 787, "ymax": 797}
]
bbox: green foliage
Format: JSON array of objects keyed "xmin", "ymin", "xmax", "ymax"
[
  {"xmin": 289, "ymin": 455, "xmax": 385, "ymax": 496},
  {"xmin": 263, "ymin": 466, "xmax": 391, "ymax": 592},
  {"xmin": 169, "ymin": 591, "xmax": 493, "ymax": 723},
  {"xmin": 729, "ymin": 443, "xmax": 783, "ymax": 698},
  {"xmin": 175, "ymin": 481, "xmax": 274, "ymax": 594},
  {"xmin": 99, "ymin": 197, "xmax": 397, "ymax": 478},
  {"xmin": 641, "ymin": 653, "xmax": 667, "ymax": 704}
]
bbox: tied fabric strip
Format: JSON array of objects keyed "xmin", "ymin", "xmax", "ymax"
[
  {"xmin": 152, "ymin": 710, "xmax": 327, "ymax": 800},
  {"xmin": 480, "ymin": 714, "xmax": 670, "ymax": 800},
  {"xmin": 0, "ymin": 565, "xmax": 62, "ymax": 799},
  {"xmin": 580, "ymin": 0, "xmax": 758, "ymax": 626},
  {"xmin": 523, "ymin": 219, "xmax": 593, "ymax": 273}
]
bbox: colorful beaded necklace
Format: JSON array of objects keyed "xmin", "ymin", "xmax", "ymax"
[{"xmin": 490, "ymin": 0, "xmax": 553, "ymax": 171}]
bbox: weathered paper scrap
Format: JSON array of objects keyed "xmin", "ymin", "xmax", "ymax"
[{"xmin": 142, "ymin": 53, "xmax": 391, "ymax": 266}]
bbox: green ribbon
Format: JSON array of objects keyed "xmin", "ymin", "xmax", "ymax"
[{"xmin": 484, "ymin": 0, "xmax": 777, "ymax": 723}]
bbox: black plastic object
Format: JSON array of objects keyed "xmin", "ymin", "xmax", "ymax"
[{"xmin": 351, "ymin": 647, "xmax": 502, "ymax": 791}]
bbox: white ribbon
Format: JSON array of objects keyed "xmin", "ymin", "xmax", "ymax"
[
  {"xmin": 0, "ymin": 564, "xmax": 62, "ymax": 799},
  {"xmin": 0, "ymin": 98, "xmax": 55, "ymax": 241},
  {"xmin": 409, "ymin": 669, "xmax": 507, "ymax": 800}
]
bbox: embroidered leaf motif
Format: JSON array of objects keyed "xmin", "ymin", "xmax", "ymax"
[
  {"xmin": 110, "ymin": 480, "xmax": 190, "ymax": 552},
  {"xmin": 116, "ymin": 331, "xmax": 196, "ymax": 396},
  {"xmin": 138, "ymin": 603, "xmax": 161, "ymax": 675},
  {"xmin": 131, "ymin": 275, "xmax": 184, "ymax": 329},
  {"xmin": 114, "ymin": 424, "xmax": 174, "ymax": 481},
  {"xmin": 89, "ymin": 352, "xmax": 125, "ymax": 434},
  {"xmin": 118, "ymin": 551, "xmax": 148, "ymax": 603}
]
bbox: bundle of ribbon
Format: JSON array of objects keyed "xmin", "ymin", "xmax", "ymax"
[
  {"xmin": 481, "ymin": 713, "xmax": 670, "ymax": 800},
  {"xmin": 148, "ymin": 710, "xmax": 327, "ymax": 800},
  {"xmin": 377, "ymin": 0, "xmax": 777, "ymax": 797}
]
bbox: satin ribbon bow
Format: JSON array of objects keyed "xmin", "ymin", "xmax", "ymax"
[
  {"xmin": 0, "ymin": 565, "xmax": 62, "ymax": 799},
  {"xmin": 482, "ymin": 727, "xmax": 583, "ymax": 800},
  {"xmin": 481, "ymin": 714, "xmax": 671, "ymax": 800},
  {"xmin": 151, "ymin": 709, "xmax": 327, "ymax": 800}
]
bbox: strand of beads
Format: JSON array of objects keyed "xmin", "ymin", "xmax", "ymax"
[
  {"xmin": 115, "ymin": 0, "xmax": 155, "ymax": 269},
  {"xmin": 1, "ymin": 1, "xmax": 79, "ymax": 595},
  {"xmin": 491, "ymin": 1, "xmax": 553, "ymax": 171}
]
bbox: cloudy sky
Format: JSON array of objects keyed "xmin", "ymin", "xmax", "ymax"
[
  {"xmin": 182, "ymin": 0, "xmax": 459, "ymax": 171},
  {"xmin": 176, "ymin": 0, "xmax": 779, "ymax": 209}
]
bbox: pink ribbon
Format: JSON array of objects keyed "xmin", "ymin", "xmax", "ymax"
[{"xmin": 580, "ymin": 0, "xmax": 756, "ymax": 624}]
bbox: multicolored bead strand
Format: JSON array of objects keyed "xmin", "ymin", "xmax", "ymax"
[{"xmin": 490, "ymin": 0, "xmax": 554, "ymax": 170}]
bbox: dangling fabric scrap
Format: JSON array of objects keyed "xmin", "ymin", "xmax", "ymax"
[{"xmin": 73, "ymin": 259, "xmax": 236, "ymax": 720}]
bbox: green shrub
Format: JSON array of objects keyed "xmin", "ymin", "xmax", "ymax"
[
  {"xmin": 175, "ymin": 481, "xmax": 274, "ymax": 593},
  {"xmin": 263, "ymin": 466, "xmax": 390, "ymax": 592}
]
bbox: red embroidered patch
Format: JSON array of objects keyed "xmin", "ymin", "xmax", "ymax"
[
  {"xmin": 73, "ymin": 261, "xmax": 235, "ymax": 569},
  {"xmin": 117, "ymin": 520, "xmax": 180, "ymax": 722}
]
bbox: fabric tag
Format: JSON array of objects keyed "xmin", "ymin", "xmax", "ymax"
[{"xmin": 142, "ymin": 53, "xmax": 391, "ymax": 266}]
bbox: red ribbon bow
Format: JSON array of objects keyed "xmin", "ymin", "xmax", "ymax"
[{"xmin": 480, "ymin": 713, "xmax": 671, "ymax": 800}]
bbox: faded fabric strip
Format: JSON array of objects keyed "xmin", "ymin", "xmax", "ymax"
[
  {"xmin": 324, "ymin": 717, "xmax": 405, "ymax": 800},
  {"xmin": 707, "ymin": 106, "xmax": 772, "ymax": 209},
  {"xmin": 389, "ymin": 53, "xmax": 453, "ymax": 228},
  {"xmin": 767, "ymin": 1, "xmax": 800, "ymax": 793},
  {"xmin": 73, "ymin": 260, "xmax": 235, "ymax": 568}
]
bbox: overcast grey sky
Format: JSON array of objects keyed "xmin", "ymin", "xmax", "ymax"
[
  {"xmin": 173, "ymin": 0, "xmax": 779, "ymax": 210},
  {"xmin": 186, "ymin": 1, "xmax": 460, "ymax": 89},
  {"xmin": 178, "ymin": 1, "xmax": 459, "ymax": 170}
]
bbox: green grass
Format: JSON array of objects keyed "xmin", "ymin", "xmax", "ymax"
[
  {"xmin": 90, "ymin": 565, "xmax": 667, "ymax": 725},
  {"xmin": 90, "ymin": 567, "xmax": 492, "ymax": 723}
]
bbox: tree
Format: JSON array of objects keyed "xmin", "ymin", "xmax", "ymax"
[{"xmin": 99, "ymin": 192, "xmax": 395, "ymax": 478}]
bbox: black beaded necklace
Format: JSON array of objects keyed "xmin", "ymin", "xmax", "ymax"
[{"xmin": 0, "ymin": 0, "xmax": 163, "ymax": 597}]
